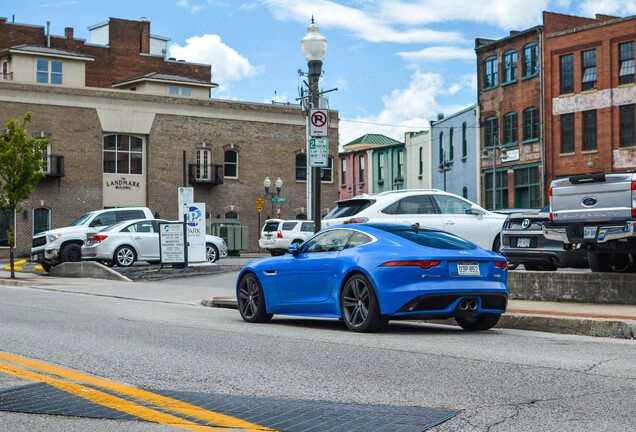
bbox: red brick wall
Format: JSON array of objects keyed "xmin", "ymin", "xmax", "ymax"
[
  {"xmin": 543, "ymin": 12, "xmax": 599, "ymax": 35},
  {"xmin": 0, "ymin": 17, "xmax": 211, "ymax": 88},
  {"xmin": 544, "ymin": 15, "xmax": 636, "ymax": 195}
]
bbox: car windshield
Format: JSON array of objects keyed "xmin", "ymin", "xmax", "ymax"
[
  {"xmin": 323, "ymin": 199, "xmax": 376, "ymax": 219},
  {"xmin": 69, "ymin": 212, "xmax": 95, "ymax": 226},
  {"xmin": 380, "ymin": 227, "xmax": 477, "ymax": 250}
]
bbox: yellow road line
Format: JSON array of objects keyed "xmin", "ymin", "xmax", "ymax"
[
  {"xmin": 0, "ymin": 352, "xmax": 277, "ymax": 432},
  {"xmin": 0, "ymin": 362, "xmax": 227, "ymax": 431}
]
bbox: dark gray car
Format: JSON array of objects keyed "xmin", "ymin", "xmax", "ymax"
[{"xmin": 501, "ymin": 207, "xmax": 588, "ymax": 270}]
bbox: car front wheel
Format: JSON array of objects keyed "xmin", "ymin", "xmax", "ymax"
[
  {"xmin": 455, "ymin": 313, "xmax": 501, "ymax": 331},
  {"xmin": 237, "ymin": 273, "xmax": 273, "ymax": 323},
  {"xmin": 340, "ymin": 274, "xmax": 388, "ymax": 333},
  {"xmin": 114, "ymin": 246, "xmax": 136, "ymax": 267},
  {"xmin": 60, "ymin": 243, "xmax": 82, "ymax": 263},
  {"xmin": 206, "ymin": 243, "xmax": 219, "ymax": 263}
]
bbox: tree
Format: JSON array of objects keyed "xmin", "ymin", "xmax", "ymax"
[{"xmin": 0, "ymin": 112, "xmax": 49, "ymax": 278}]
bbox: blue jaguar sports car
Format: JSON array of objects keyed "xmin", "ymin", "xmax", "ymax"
[{"xmin": 237, "ymin": 223, "xmax": 509, "ymax": 332}]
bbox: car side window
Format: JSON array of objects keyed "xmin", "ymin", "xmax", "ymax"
[
  {"xmin": 90, "ymin": 211, "xmax": 117, "ymax": 227},
  {"xmin": 302, "ymin": 229, "xmax": 353, "ymax": 254},
  {"xmin": 396, "ymin": 195, "xmax": 437, "ymax": 215},
  {"xmin": 344, "ymin": 231, "xmax": 372, "ymax": 249},
  {"xmin": 282, "ymin": 222, "xmax": 297, "ymax": 231},
  {"xmin": 125, "ymin": 221, "xmax": 154, "ymax": 233},
  {"xmin": 300, "ymin": 222, "xmax": 315, "ymax": 232},
  {"xmin": 433, "ymin": 195, "xmax": 473, "ymax": 215},
  {"xmin": 119, "ymin": 210, "xmax": 146, "ymax": 221}
]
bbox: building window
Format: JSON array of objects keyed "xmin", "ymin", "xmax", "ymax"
[
  {"xmin": 523, "ymin": 107, "xmax": 539, "ymax": 141},
  {"xmin": 503, "ymin": 112, "xmax": 518, "ymax": 145},
  {"xmin": 168, "ymin": 86, "xmax": 192, "ymax": 96},
  {"xmin": 0, "ymin": 210, "xmax": 13, "ymax": 247},
  {"xmin": 582, "ymin": 110, "xmax": 597, "ymax": 151},
  {"xmin": 581, "ymin": 49, "xmax": 596, "ymax": 91},
  {"xmin": 484, "ymin": 170, "xmax": 508, "ymax": 210},
  {"xmin": 560, "ymin": 54, "xmax": 574, "ymax": 94},
  {"xmin": 620, "ymin": 104, "xmax": 635, "ymax": 147},
  {"xmin": 522, "ymin": 43, "xmax": 538, "ymax": 78},
  {"xmin": 419, "ymin": 147, "xmax": 423, "ymax": 175},
  {"xmin": 36, "ymin": 59, "xmax": 62, "ymax": 84},
  {"xmin": 225, "ymin": 211, "xmax": 239, "ymax": 219},
  {"xmin": 484, "ymin": 116, "xmax": 498, "ymax": 148},
  {"xmin": 103, "ymin": 135, "xmax": 143, "ymax": 174},
  {"xmin": 560, "ymin": 113, "xmax": 575, "ymax": 153},
  {"xmin": 483, "ymin": 56, "xmax": 498, "ymax": 89},
  {"xmin": 449, "ymin": 128, "xmax": 454, "ymax": 161},
  {"xmin": 224, "ymin": 149, "xmax": 238, "ymax": 178},
  {"xmin": 321, "ymin": 156, "xmax": 333, "ymax": 182},
  {"xmin": 359, "ymin": 155, "xmax": 365, "ymax": 183},
  {"xmin": 619, "ymin": 41, "xmax": 635, "ymax": 85},
  {"xmin": 438, "ymin": 132, "xmax": 443, "ymax": 164},
  {"xmin": 514, "ymin": 165, "xmax": 541, "ymax": 208},
  {"xmin": 378, "ymin": 153, "xmax": 384, "ymax": 181},
  {"xmin": 462, "ymin": 122, "xmax": 467, "ymax": 158},
  {"xmin": 33, "ymin": 207, "xmax": 50, "ymax": 235},
  {"xmin": 295, "ymin": 153, "xmax": 306, "ymax": 181},
  {"xmin": 462, "ymin": 187, "xmax": 468, "ymax": 199},
  {"xmin": 1, "ymin": 61, "xmax": 8, "ymax": 80},
  {"xmin": 340, "ymin": 158, "xmax": 346, "ymax": 185},
  {"xmin": 503, "ymin": 50, "xmax": 517, "ymax": 84},
  {"xmin": 195, "ymin": 149, "xmax": 210, "ymax": 180},
  {"xmin": 397, "ymin": 151, "xmax": 404, "ymax": 177}
]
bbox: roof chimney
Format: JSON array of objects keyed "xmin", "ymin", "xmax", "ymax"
[{"xmin": 46, "ymin": 21, "xmax": 50, "ymax": 47}]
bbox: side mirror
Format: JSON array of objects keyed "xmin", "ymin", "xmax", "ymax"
[
  {"xmin": 288, "ymin": 243, "xmax": 300, "ymax": 256},
  {"xmin": 470, "ymin": 204, "xmax": 486, "ymax": 215}
]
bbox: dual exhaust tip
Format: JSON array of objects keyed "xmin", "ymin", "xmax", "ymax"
[{"xmin": 459, "ymin": 299, "xmax": 478, "ymax": 311}]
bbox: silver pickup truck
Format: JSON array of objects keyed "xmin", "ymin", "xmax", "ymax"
[{"xmin": 543, "ymin": 172, "xmax": 636, "ymax": 272}]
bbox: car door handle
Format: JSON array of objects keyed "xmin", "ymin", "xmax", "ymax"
[
  {"xmin": 445, "ymin": 220, "xmax": 456, "ymax": 225},
  {"xmin": 133, "ymin": 236, "xmax": 142, "ymax": 239}
]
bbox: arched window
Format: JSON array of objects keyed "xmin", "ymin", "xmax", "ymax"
[
  {"xmin": 449, "ymin": 128, "xmax": 454, "ymax": 161},
  {"xmin": 224, "ymin": 149, "xmax": 238, "ymax": 178},
  {"xmin": 295, "ymin": 154, "xmax": 307, "ymax": 181},
  {"xmin": 503, "ymin": 112, "xmax": 518, "ymax": 144},
  {"xmin": 225, "ymin": 211, "xmax": 239, "ymax": 219},
  {"xmin": 33, "ymin": 207, "xmax": 51, "ymax": 235}
]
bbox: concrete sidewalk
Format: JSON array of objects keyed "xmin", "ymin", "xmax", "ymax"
[{"xmin": 1, "ymin": 263, "xmax": 634, "ymax": 339}]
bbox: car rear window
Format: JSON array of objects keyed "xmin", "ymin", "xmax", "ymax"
[
  {"xmin": 381, "ymin": 227, "xmax": 477, "ymax": 250},
  {"xmin": 282, "ymin": 222, "xmax": 298, "ymax": 230},
  {"xmin": 119, "ymin": 210, "xmax": 146, "ymax": 221},
  {"xmin": 263, "ymin": 222, "xmax": 279, "ymax": 232},
  {"xmin": 323, "ymin": 199, "xmax": 376, "ymax": 219}
]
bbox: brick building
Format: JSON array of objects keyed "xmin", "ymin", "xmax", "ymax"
[
  {"xmin": 543, "ymin": 12, "xmax": 636, "ymax": 189},
  {"xmin": 476, "ymin": 26, "xmax": 544, "ymax": 210},
  {"xmin": 0, "ymin": 17, "xmax": 339, "ymax": 257}
]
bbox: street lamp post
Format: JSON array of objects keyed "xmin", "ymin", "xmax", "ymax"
[
  {"xmin": 302, "ymin": 17, "xmax": 327, "ymax": 233},
  {"xmin": 481, "ymin": 140, "xmax": 507, "ymax": 210},
  {"xmin": 263, "ymin": 176, "xmax": 283, "ymax": 218}
]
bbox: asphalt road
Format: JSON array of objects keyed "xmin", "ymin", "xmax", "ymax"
[{"xmin": 0, "ymin": 269, "xmax": 634, "ymax": 431}]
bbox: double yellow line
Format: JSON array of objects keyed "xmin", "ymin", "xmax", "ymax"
[{"xmin": 0, "ymin": 352, "xmax": 278, "ymax": 432}]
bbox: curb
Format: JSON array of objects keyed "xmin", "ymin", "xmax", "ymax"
[{"xmin": 201, "ymin": 297, "xmax": 636, "ymax": 339}]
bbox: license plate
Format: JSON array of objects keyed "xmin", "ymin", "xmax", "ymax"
[
  {"xmin": 517, "ymin": 237, "xmax": 531, "ymax": 248},
  {"xmin": 584, "ymin": 226, "xmax": 597, "ymax": 239},
  {"xmin": 457, "ymin": 261, "xmax": 480, "ymax": 276}
]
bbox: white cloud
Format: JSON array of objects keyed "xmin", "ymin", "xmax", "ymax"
[
  {"xmin": 169, "ymin": 34, "xmax": 258, "ymax": 86},
  {"xmin": 264, "ymin": 0, "xmax": 465, "ymax": 44},
  {"xmin": 578, "ymin": 0, "xmax": 636, "ymax": 16},
  {"xmin": 338, "ymin": 70, "xmax": 470, "ymax": 145},
  {"xmin": 397, "ymin": 46, "xmax": 475, "ymax": 62}
]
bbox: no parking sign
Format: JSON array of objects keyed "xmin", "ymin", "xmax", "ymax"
[{"xmin": 309, "ymin": 109, "xmax": 328, "ymax": 137}]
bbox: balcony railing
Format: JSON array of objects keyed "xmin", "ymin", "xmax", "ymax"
[
  {"xmin": 1, "ymin": 72, "xmax": 13, "ymax": 81},
  {"xmin": 188, "ymin": 163, "xmax": 223, "ymax": 185},
  {"xmin": 42, "ymin": 155, "xmax": 64, "ymax": 178}
]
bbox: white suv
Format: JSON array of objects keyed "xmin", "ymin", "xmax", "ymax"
[
  {"xmin": 322, "ymin": 189, "xmax": 507, "ymax": 251},
  {"xmin": 258, "ymin": 219, "xmax": 315, "ymax": 256}
]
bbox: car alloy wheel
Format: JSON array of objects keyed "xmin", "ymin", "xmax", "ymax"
[
  {"xmin": 237, "ymin": 273, "xmax": 273, "ymax": 323},
  {"xmin": 206, "ymin": 243, "xmax": 219, "ymax": 263},
  {"xmin": 114, "ymin": 246, "xmax": 136, "ymax": 267},
  {"xmin": 340, "ymin": 274, "xmax": 388, "ymax": 332}
]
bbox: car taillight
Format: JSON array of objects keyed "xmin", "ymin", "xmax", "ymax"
[
  {"xmin": 344, "ymin": 218, "xmax": 368, "ymax": 224},
  {"xmin": 494, "ymin": 261, "xmax": 507, "ymax": 270},
  {"xmin": 277, "ymin": 231, "xmax": 283, "ymax": 238},
  {"xmin": 91, "ymin": 235, "xmax": 108, "ymax": 244},
  {"xmin": 381, "ymin": 260, "xmax": 441, "ymax": 269}
]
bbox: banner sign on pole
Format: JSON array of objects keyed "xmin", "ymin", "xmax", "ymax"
[
  {"xmin": 309, "ymin": 138, "xmax": 328, "ymax": 167},
  {"xmin": 309, "ymin": 109, "xmax": 329, "ymax": 137}
]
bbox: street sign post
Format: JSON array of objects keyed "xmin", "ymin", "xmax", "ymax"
[
  {"xmin": 271, "ymin": 198, "xmax": 287, "ymax": 202},
  {"xmin": 309, "ymin": 109, "xmax": 328, "ymax": 137},
  {"xmin": 309, "ymin": 138, "xmax": 328, "ymax": 167}
]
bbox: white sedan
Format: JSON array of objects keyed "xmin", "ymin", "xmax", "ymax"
[{"xmin": 81, "ymin": 219, "xmax": 228, "ymax": 266}]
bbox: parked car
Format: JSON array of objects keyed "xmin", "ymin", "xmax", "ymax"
[
  {"xmin": 237, "ymin": 223, "xmax": 509, "ymax": 332},
  {"xmin": 31, "ymin": 207, "xmax": 154, "ymax": 271},
  {"xmin": 82, "ymin": 219, "xmax": 228, "ymax": 266},
  {"xmin": 501, "ymin": 207, "xmax": 588, "ymax": 271},
  {"xmin": 322, "ymin": 190, "xmax": 507, "ymax": 251},
  {"xmin": 258, "ymin": 219, "xmax": 315, "ymax": 256}
]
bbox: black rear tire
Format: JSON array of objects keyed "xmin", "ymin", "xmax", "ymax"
[
  {"xmin": 237, "ymin": 273, "xmax": 273, "ymax": 323},
  {"xmin": 524, "ymin": 262, "xmax": 558, "ymax": 271},
  {"xmin": 340, "ymin": 274, "xmax": 388, "ymax": 333},
  {"xmin": 456, "ymin": 313, "xmax": 501, "ymax": 331},
  {"xmin": 588, "ymin": 252, "xmax": 634, "ymax": 273},
  {"xmin": 60, "ymin": 243, "xmax": 82, "ymax": 263}
]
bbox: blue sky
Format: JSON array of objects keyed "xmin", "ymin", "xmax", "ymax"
[{"xmin": 5, "ymin": 1, "xmax": 636, "ymax": 145}]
